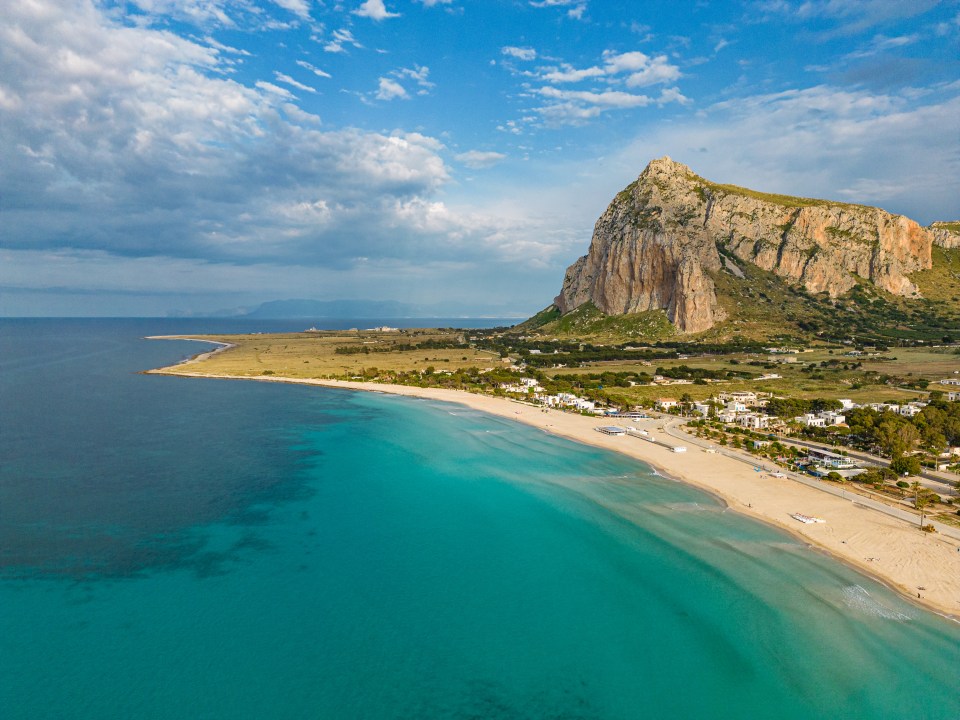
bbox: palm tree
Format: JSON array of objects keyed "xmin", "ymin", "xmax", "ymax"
[{"xmin": 911, "ymin": 481, "xmax": 930, "ymax": 529}]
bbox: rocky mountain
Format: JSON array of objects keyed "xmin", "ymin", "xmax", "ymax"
[{"xmin": 554, "ymin": 157, "xmax": 947, "ymax": 334}]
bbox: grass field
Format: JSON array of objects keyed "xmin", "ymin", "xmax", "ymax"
[
  {"xmin": 167, "ymin": 329, "xmax": 502, "ymax": 379},
  {"xmin": 162, "ymin": 330, "xmax": 958, "ymax": 408}
]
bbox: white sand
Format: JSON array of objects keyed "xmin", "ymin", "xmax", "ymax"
[{"xmin": 149, "ymin": 369, "xmax": 960, "ymax": 620}]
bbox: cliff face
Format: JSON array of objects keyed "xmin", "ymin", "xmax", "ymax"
[
  {"xmin": 555, "ymin": 157, "xmax": 934, "ymax": 333},
  {"xmin": 929, "ymin": 222, "xmax": 960, "ymax": 249}
]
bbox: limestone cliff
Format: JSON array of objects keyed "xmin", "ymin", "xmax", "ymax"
[
  {"xmin": 929, "ymin": 221, "xmax": 960, "ymax": 249},
  {"xmin": 555, "ymin": 157, "xmax": 935, "ymax": 333}
]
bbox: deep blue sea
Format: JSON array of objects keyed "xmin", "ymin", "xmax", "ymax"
[{"xmin": 1, "ymin": 318, "xmax": 958, "ymax": 719}]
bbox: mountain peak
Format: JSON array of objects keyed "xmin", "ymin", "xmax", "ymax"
[{"xmin": 554, "ymin": 159, "xmax": 936, "ymax": 334}]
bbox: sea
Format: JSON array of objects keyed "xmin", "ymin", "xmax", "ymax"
[{"xmin": 1, "ymin": 317, "xmax": 958, "ymax": 720}]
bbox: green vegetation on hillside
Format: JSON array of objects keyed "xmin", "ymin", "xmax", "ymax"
[
  {"xmin": 912, "ymin": 246, "xmax": 960, "ymax": 306},
  {"xmin": 686, "ymin": 173, "xmax": 870, "ymax": 211},
  {"xmin": 700, "ymin": 245, "xmax": 960, "ymax": 345},
  {"xmin": 527, "ymin": 302, "xmax": 676, "ymax": 342}
]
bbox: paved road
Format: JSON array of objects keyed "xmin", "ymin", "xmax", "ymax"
[{"xmin": 653, "ymin": 415, "xmax": 960, "ymax": 542}]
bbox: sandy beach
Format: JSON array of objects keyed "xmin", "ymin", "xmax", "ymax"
[{"xmin": 148, "ymin": 365, "xmax": 960, "ymax": 620}]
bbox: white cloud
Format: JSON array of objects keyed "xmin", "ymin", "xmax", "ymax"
[
  {"xmin": 354, "ymin": 0, "xmax": 400, "ymax": 21},
  {"xmin": 609, "ymin": 84, "xmax": 960, "ymax": 224},
  {"xmin": 323, "ymin": 28, "xmax": 363, "ymax": 53},
  {"xmin": 270, "ymin": 0, "xmax": 312, "ymax": 19},
  {"xmin": 376, "ymin": 77, "xmax": 408, "ymax": 100},
  {"xmin": 127, "ymin": 0, "xmax": 235, "ymax": 26},
  {"xmin": 1, "ymin": 0, "xmax": 493, "ymax": 286},
  {"xmin": 844, "ymin": 33, "xmax": 919, "ymax": 60},
  {"xmin": 296, "ymin": 60, "xmax": 331, "ymax": 78},
  {"xmin": 418, "ymin": 0, "xmax": 454, "ymax": 6},
  {"xmin": 502, "ymin": 46, "xmax": 537, "ymax": 61},
  {"xmin": 255, "ymin": 80, "xmax": 297, "ymax": 99},
  {"xmin": 756, "ymin": 0, "xmax": 942, "ymax": 36},
  {"xmin": 529, "ymin": 0, "xmax": 587, "ymax": 20},
  {"xmin": 455, "ymin": 150, "xmax": 507, "ymax": 169},
  {"xmin": 541, "ymin": 66, "xmax": 606, "ymax": 83},
  {"xmin": 274, "ymin": 72, "xmax": 316, "ymax": 93},
  {"xmin": 623, "ymin": 57, "xmax": 682, "ymax": 88},
  {"xmin": 373, "ymin": 66, "xmax": 434, "ymax": 100},
  {"xmin": 540, "ymin": 51, "xmax": 681, "ymax": 87},
  {"xmin": 515, "ymin": 50, "xmax": 685, "ymax": 124}
]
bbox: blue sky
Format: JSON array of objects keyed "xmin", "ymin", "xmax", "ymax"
[{"xmin": 2, "ymin": 0, "xmax": 958, "ymax": 316}]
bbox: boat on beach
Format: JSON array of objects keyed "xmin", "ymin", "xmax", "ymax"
[{"xmin": 791, "ymin": 513, "xmax": 826, "ymax": 524}]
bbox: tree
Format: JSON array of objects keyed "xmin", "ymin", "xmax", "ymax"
[
  {"xmin": 890, "ymin": 455, "xmax": 921, "ymax": 476},
  {"xmin": 912, "ymin": 481, "xmax": 932, "ymax": 529},
  {"xmin": 876, "ymin": 420, "xmax": 920, "ymax": 458}
]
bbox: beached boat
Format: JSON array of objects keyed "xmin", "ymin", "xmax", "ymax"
[{"xmin": 791, "ymin": 513, "xmax": 826, "ymax": 524}]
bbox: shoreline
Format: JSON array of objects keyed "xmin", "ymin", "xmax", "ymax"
[{"xmin": 146, "ymin": 358, "xmax": 960, "ymax": 621}]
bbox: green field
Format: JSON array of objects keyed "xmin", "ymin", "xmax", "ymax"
[
  {"xmin": 159, "ymin": 329, "xmax": 958, "ymax": 410},
  {"xmin": 163, "ymin": 329, "xmax": 502, "ymax": 380}
]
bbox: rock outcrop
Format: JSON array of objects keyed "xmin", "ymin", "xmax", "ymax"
[
  {"xmin": 929, "ymin": 221, "xmax": 960, "ymax": 249},
  {"xmin": 555, "ymin": 157, "xmax": 935, "ymax": 333}
]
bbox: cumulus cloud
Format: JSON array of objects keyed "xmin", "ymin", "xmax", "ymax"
[
  {"xmin": 0, "ymin": 0, "xmax": 580, "ymax": 317},
  {"xmin": 376, "ymin": 77, "xmax": 409, "ymax": 100},
  {"xmin": 541, "ymin": 50, "xmax": 681, "ymax": 87},
  {"xmin": 354, "ymin": 0, "xmax": 400, "ymax": 21},
  {"xmin": 0, "ymin": 0, "xmax": 504, "ymax": 277}
]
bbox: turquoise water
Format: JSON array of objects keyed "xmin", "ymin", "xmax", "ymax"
[{"xmin": 1, "ymin": 320, "xmax": 958, "ymax": 719}]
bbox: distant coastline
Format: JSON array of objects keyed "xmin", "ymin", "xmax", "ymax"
[{"xmin": 146, "ymin": 341, "xmax": 960, "ymax": 621}]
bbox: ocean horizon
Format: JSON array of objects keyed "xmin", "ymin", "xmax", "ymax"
[{"xmin": 1, "ymin": 318, "xmax": 958, "ymax": 719}]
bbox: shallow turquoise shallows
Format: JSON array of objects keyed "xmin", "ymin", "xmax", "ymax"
[{"xmin": 1, "ymin": 319, "xmax": 958, "ymax": 720}]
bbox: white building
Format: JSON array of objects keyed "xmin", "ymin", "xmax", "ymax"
[
  {"xmin": 896, "ymin": 403, "xmax": 925, "ymax": 417},
  {"xmin": 737, "ymin": 414, "xmax": 770, "ymax": 430},
  {"xmin": 719, "ymin": 391, "xmax": 758, "ymax": 405},
  {"xmin": 806, "ymin": 448, "xmax": 858, "ymax": 469},
  {"xmin": 796, "ymin": 414, "xmax": 826, "ymax": 428}
]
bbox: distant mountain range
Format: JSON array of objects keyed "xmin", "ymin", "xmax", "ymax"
[{"xmin": 168, "ymin": 299, "xmax": 527, "ymax": 319}]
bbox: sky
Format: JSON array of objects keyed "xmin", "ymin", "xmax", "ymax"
[{"xmin": 2, "ymin": 0, "xmax": 959, "ymax": 317}]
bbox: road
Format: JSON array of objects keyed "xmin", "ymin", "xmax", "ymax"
[
  {"xmin": 777, "ymin": 436, "xmax": 958, "ymax": 495},
  {"xmin": 653, "ymin": 414, "xmax": 960, "ymax": 542}
]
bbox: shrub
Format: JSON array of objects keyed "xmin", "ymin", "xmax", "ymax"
[{"xmin": 896, "ymin": 480, "xmax": 910, "ymax": 489}]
